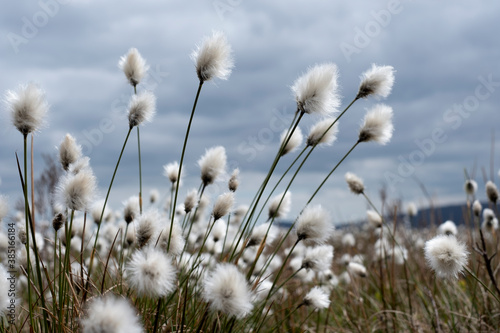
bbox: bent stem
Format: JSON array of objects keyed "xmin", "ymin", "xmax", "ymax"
[{"xmin": 84, "ymin": 127, "xmax": 133, "ymax": 302}]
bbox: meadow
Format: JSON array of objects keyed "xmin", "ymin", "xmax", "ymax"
[{"xmin": 0, "ymin": 30, "xmax": 499, "ymax": 332}]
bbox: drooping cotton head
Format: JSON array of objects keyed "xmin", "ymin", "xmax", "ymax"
[
  {"xmin": 303, "ymin": 286, "xmax": 330, "ymax": 310},
  {"xmin": 56, "ymin": 167, "xmax": 97, "ymax": 211},
  {"xmin": 280, "ymin": 127, "xmax": 303, "ymax": 156},
  {"xmin": 191, "ymin": 31, "xmax": 234, "ymax": 82},
  {"xmin": 6, "ymin": 83, "xmax": 48, "ymax": 136},
  {"xmin": 358, "ymin": 104, "xmax": 394, "ymax": 145},
  {"xmin": 291, "ymin": 63, "xmax": 340, "ymax": 116},
  {"xmin": 127, "ymin": 91, "xmax": 156, "ymax": 129},
  {"xmin": 212, "ymin": 192, "xmax": 234, "ymax": 221},
  {"xmin": 202, "ymin": 263, "xmax": 253, "ymax": 318},
  {"xmin": 356, "ymin": 64, "xmax": 395, "ymax": 99},
  {"xmin": 464, "ymin": 179, "xmax": 478, "ymax": 197},
  {"xmin": 437, "ymin": 220, "xmax": 458, "ymax": 237},
  {"xmin": 296, "ymin": 204, "xmax": 333, "ymax": 244},
  {"xmin": 118, "ymin": 47, "xmax": 149, "ymax": 87},
  {"xmin": 345, "ymin": 172, "xmax": 364, "ymax": 195},
  {"xmin": 268, "ymin": 191, "xmax": 291, "ymax": 220},
  {"xmin": 424, "ymin": 234, "xmax": 469, "ymax": 279},
  {"xmin": 126, "ymin": 246, "xmax": 177, "ymax": 298},
  {"xmin": 81, "ymin": 295, "xmax": 144, "ymax": 333},
  {"xmin": 228, "ymin": 168, "xmax": 240, "ymax": 192},
  {"xmin": 306, "ymin": 118, "xmax": 339, "ymax": 147},
  {"xmin": 198, "ymin": 146, "xmax": 227, "ymax": 186},
  {"xmin": 486, "ymin": 181, "xmax": 499, "ymax": 204},
  {"xmin": 59, "ymin": 134, "xmax": 82, "ymax": 171}
]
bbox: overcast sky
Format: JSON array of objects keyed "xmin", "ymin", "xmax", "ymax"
[{"xmin": 1, "ymin": 0, "xmax": 499, "ymax": 225}]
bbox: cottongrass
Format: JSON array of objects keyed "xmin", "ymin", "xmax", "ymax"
[
  {"xmin": 191, "ymin": 31, "xmax": 234, "ymax": 82},
  {"xmin": 424, "ymin": 234, "xmax": 469, "ymax": 279},
  {"xmin": 6, "ymin": 83, "xmax": 48, "ymax": 135},
  {"xmin": 198, "ymin": 146, "xmax": 227, "ymax": 186},
  {"xmin": 119, "ymin": 47, "xmax": 149, "ymax": 88},
  {"xmin": 80, "ymin": 295, "xmax": 144, "ymax": 333},
  {"xmin": 358, "ymin": 104, "xmax": 394, "ymax": 144},
  {"xmin": 296, "ymin": 204, "xmax": 332, "ymax": 244},
  {"xmin": 202, "ymin": 263, "xmax": 253, "ymax": 318},
  {"xmin": 356, "ymin": 64, "xmax": 395, "ymax": 100}
]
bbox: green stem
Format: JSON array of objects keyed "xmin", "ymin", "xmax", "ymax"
[
  {"xmin": 464, "ymin": 266, "xmax": 500, "ymax": 304},
  {"xmin": 84, "ymin": 127, "xmax": 133, "ymax": 302}
]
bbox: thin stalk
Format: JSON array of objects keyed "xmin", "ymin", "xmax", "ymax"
[
  {"xmin": 171, "ymin": 81, "xmax": 204, "ymax": 227},
  {"xmin": 464, "ymin": 266, "xmax": 500, "ymax": 304},
  {"xmin": 152, "ymin": 298, "xmax": 162, "ymax": 333},
  {"xmin": 84, "ymin": 127, "xmax": 133, "ymax": 302},
  {"xmin": 305, "ymin": 140, "xmax": 360, "ymax": 206},
  {"xmin": 137, "ymin": 126, "xmax": 143, "ymax": 214}
]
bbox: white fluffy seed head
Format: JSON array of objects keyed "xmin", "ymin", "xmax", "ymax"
[
  {"xmin": 184, "ymin": 189, "xmax": 198, "ymax": 214},
  {"xmin": 366, "ymin": 210, "xmax": 382, "ymax": 228},
  {"xmin": 59, "ymin": 134, "xmax": 82, "ymax": 171},
  {"xmin": 163, "ymin": 161, "xmax": 180, "ymax": 186},
  {"xmin": 296, "ymin": 205, "xmax": 333, "ymax": 244},
  {"xmin": 149, "ymin": 189, "xmax": 159, "ymax": 204},
  {"xmin": 473, "ymin": 200, "xmax": 482, "ymax": 217},
  {"xmin": 292, "ymin": 63, "xmax": 340, "ymax": 116},
  {"xmin": 56, "ymin": 167, "xmax": 96, "ymax": 211},
  {"xmin": 303, "ymin": 286, "xmax": 330, "ymax": 310},
  {"xmin": 248, "ymin": 222, "xmax": 278, "ymax": 247},
  {"xmin": 482, "ymin": 208, "xmax": 498, "ymax": 232},
  {"xmin": 212, "ymin": 192, "xmax": 234, "ymax": 221},
  {"xmin": 356, "ymin": 64, "xmax": 395, "ymax": 99},
  {"xmin": 127, "ymin": 91, "xmax": 156, "ymax": 128},
  {"xmin": 268, "ymin": 191, "xmax": 291, "ymax": 220},
  {"xmin": 118, "ymin": 47, "xmax": 149, "ymax": 87},
  {"xmin": 424, "ymin": 235, "xmax": 469, "ymax": 279},
  {"xmin": 437, "ymin": 220, "xmax": 458, "ymax": 237},
  {"xmin": 81, "ymin": 295, "xmax": 144, "ymax": 333},
  {"xmin": 301, "ymin": 245, "xmax": 334, "ymax": 272},
  {"xmin": 345, "ymin": 172, "xmax": 364, "ymax": 195},
  {"xmin": 464, "ymin": 179, "xmax": 478, "ymax": 196},
  {"xmin": 202, "ymin": 263, "xmax": 253, "ymax": 318},
  {"xmin": 307, "ymin": 118, "xmax": 339, "ymax": 147},
  {"xmin": 135, "ymin": 210, "xmax": 160, "ymax": 248},
  {"xmin": 191, "ymin": 31, "xmax": 234, "ymax": 82},
  {"xmin": 6, "ymin": 83, "xmax": 48, "ymax": 136},
  {"xmin": 123, "ymin": 196, "xmax": 140, "ymax": 224},
  {"xmin": 198, "ymin": 146, "xmax": 227, "ymax": 186},
  {"xmin": 347, "ymin": 262, "xmax": 367, "ymax": 278},
  {"xmin": 280, "ymin": 128, "xmax": 303, "ymax": 156},
  {"xmin": 358, "ymin": 104, "xmax": 394, "ymax": 145},
  {"xmin": 228, "ymin": 168, "xmax": 240, "ymax": 192},
  {"xmin": 407, "ymin": 202, "xmax": 418, "ymax": 218},
  {"xmin": 126, "ymin": 246, "xmax": 177, "ymax": 298},
  {"xmin": 486, "ymin": 181, "xmax": 499, "ymax": 204}
]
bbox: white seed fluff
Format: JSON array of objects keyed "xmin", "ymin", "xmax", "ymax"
[
  {"xmin": 6, "ymin": 83, "xmax": 48, "ymax": 135},
  {"xmin": 424, "ymin": 235, "xmax": 469, "ymax": 279},
  {"xmin": 126, "ymin": 246, "xmax": 177, "ymax": 298},
  {"xmin": 81, "ymin": 295, "xmax": 143, "ymax": 333},
  {"xmin": 198, "ymin": 146, "xmax": 227, "ymax": 186},
  {"xmin": 356, "ymin": 64, "xmax": 395, "ymax": 99},
  {"xmin": 306, "ymin": 117, "xmax": 339, "ymax": 147},
  {"xmin": 118, "ymin": 47, "xmax": 149, "ymax": 87},
  {"xmin": 202, "ymin": 263, "xmax": 253, "ymax": 318},
  {"xmin": 292, "ymin": 63, "xmax": 340, "ymax": 116},
  {"xmin": 358, "ymin": 104, "xmax": 394, "ymax": 145},
  {"xmin": 296, "ymin": 204, "xmax": 333, "ymax": 244},
  {"xmin": 191, "ymin": 31, "xmax": 234, "ymax": 82},
  {"xmin": 127, "ymin": 91, "xmax": 156, "ymax": 128},
  {"xmin": 303, "ymin": 286, "xmax": 330, "ymax": 310}
]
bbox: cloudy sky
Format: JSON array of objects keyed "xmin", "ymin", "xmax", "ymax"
[{"xmin": 1, "ymin": 0, "xmax": 499, "ymax": 224}]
